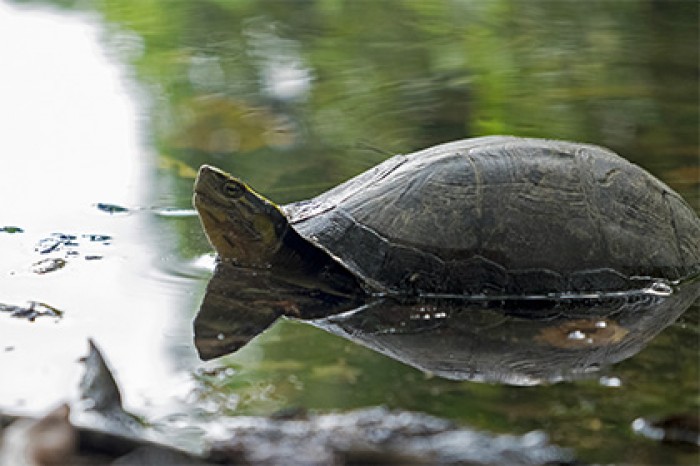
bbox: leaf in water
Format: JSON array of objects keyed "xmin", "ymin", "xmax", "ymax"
[
  {"xmin": 31, "ymin": 258, "xmax": 67, "ymax": 274},
  {"xmin": 82, "ymin": 234, "xmax": 112, "ymax": 243},
  {"xmin": 35, "ymin": 237, "xmax": 64, "ymax": 254},
  {"xmin": 51, "ymin": 233, "xmax": 77, "ymax": 242},
  {"xmin": 35, "ymin": 233, "xmax": 81, "ymax": 254},
  {"xmin": 0, "ymin": 301, "xmax": 63, "ymax": 321},
  {"xmin": 94, "ymin": 203, "xmax": 130, "ymax": 215},
  {"xmin": 0, "ymin": 226, "xmax": 24, "ymax": 234}
]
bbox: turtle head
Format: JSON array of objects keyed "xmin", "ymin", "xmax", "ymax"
[{"xmin": 193, "ymin": 165, "xmax": 288, "ymax": 267}]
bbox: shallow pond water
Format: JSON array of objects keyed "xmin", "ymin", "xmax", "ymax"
[{"xmin": 1, "ymin": 1, "xmax": 698, "ymax": 464}]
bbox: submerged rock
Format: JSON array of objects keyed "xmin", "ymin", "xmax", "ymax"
[{"xmin": 208, "ymin": 406, "xmax": 573, "ymax": 466}]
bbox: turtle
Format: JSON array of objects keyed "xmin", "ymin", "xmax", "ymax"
[{"xmin": 192, "ymin": 136, "xmax": 700, "ymax": 297}]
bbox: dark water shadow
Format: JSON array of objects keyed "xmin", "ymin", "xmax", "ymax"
[
  {"xmin": 194, "ymin": 261, "xmax": 699, "ymax": 385},
  {"xmin": 193, "ymin": 261, "xmax": 364, "ymax": 359}
]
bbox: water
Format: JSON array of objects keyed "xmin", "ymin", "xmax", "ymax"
[{"xmin": 0, "ymin": 1, "xmax": 698, "ymax": 464}]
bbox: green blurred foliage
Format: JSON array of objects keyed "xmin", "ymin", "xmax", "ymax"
[{"xmin": 19, "ymin": 0, "xmax": 697, "ymax": 202}]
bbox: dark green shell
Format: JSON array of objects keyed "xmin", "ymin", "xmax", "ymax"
[{"xmin": 284, "ymin": 136, "xmax": 700, "ymax": 295}]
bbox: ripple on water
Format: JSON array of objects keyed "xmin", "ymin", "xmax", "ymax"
[
  {"xmin": 152, "ymin": 253, "xmax": 216, "ymax": 283},
  {"xmin": 151, "ymin": 207, "xmax": 198, "ymax": 218}
]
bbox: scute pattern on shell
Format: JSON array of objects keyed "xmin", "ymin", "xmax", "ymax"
[{"xmin": 284, "ymin": 136, "xmax": 700, "ymax": 294}]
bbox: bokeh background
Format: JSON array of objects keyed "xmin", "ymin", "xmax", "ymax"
[{"xmin": 0, "ymin": 1, "xmax": 698, "ymax": 463}]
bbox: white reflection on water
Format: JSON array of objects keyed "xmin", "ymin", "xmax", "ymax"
[{"xmin": 0, "ymin": 2, "xmax": 200, "ymax": 417}]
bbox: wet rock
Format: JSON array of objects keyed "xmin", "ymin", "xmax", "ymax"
[
  {"xmin": 2, "ymin": 339, "xmax": 575, "ymax": 465},
  {"xmin": 74, "ymin": 340, "xmax": 217, "ymax": 464},
  {"xmin": 0, "ymin": 406, "xmax": 211, "ymax": 466},
  {"xmin": 0, "ymin": 404, "xmax": 77, "ymax": 466},
  {"xmin": 0, "ymin": 301, "xmax": 63, "ymax": 321},
  {"xmin": 76, "ymin": 341, "xmax": 573, "ymax": 465}
]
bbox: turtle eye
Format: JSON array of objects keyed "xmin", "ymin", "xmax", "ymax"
[{"xmin": 223, "ymin": 181, "xmax": 245, "ymax": 199}]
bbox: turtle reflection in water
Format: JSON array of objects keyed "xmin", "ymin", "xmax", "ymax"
[
  {"xmin": 192, "ymin": 136, "xmax": 700, "ymax": 381},
  {"xmin": 195, "ymin": 262, "xmax": 699, "ymax": 384}
]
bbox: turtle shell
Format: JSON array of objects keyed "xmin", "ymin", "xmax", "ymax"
[{"xmin": 284, "ymin": 136, "xmax": 700, "ymax": 295}]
